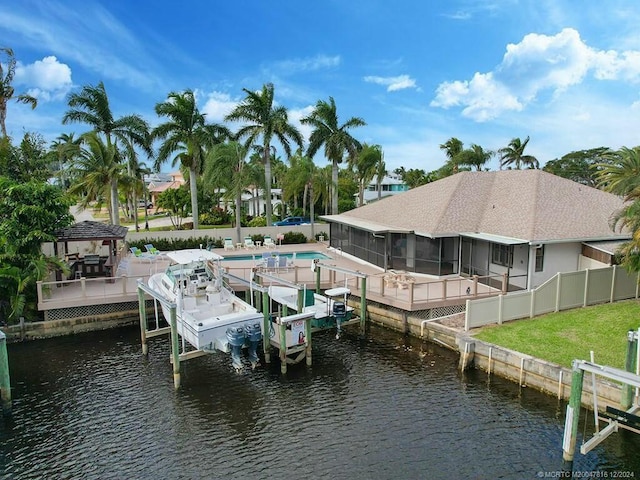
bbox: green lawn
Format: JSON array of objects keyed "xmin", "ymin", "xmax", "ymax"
[{"xmin": 473, "ymin": 300, "xmax": 640, "ymax": 369}]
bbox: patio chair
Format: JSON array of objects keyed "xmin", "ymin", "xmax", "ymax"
[
  {"xmin": 244, "ymin": 237, "xmax": 257, "ymax": 249},
  {"xmin": 223, "ymin": 238, "xmax": 236, "ymax": 251},
  {"xmin": 130, "ymin": 246, "xmax": 152, "ymax": 263},
  {"xmin": 277, "ymin": 255, "xmax": 289, "ymax": 272},
  {"xmin": 263, "ymin": 236, "xmax": 277, "ymax": 249},
  {"xmin": 144, "ymin": 244, "xmax": 161, "ymax": 255}
]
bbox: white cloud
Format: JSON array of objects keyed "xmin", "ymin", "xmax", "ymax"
[
  {"xmin": 201, "ymin": 91, "xmax": 237, "ymax": 123},
  {"xmin": 431, "ymin": 27, "xmax": 640, "ymax": 121},
  {"xmin": 364, "ymin": 74, "xmax": 418, "ymax": 91},
  {"xmin": 271, "ymin": 54, "xmax": 341, "ymax": 75},
  {"xmin": 14, "ymin": 56, "xmax": 72, "ymax": 102}
]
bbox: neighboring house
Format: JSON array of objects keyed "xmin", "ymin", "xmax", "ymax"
[
  {"xmin": 360, "ymin": 173, "xmax": 409, "ymax": 205},
  {"xmin": 146, "ymin": 171, "xmax": 185, "ymax": 207},
  {"xmin": 242, "ymin": 188, "xmax": 283, "ymax": 217},
  {"xmin": 322, "ymin": 170, "xmax": 629, "ymax": 291}
]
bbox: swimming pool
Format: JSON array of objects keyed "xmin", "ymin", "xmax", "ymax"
[{"xmin": 222, "ymin": 251, "xmax": 330, "ymax": 261}]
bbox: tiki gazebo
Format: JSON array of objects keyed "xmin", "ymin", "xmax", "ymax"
[{"xmin": 53, "ymin": 221, "xmax": 129, "ymax": 280}]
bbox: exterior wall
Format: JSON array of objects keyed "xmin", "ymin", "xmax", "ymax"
[
  {"xmin": 531, "ymin": 242, "xmax": 581, "ymax": 288},
  {"xmin": 578, "ymin": 254, "xmax": 609, "ymax": 270}
]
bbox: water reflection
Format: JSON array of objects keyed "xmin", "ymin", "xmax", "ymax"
[{"xmin": 1, "ymin": 324, "xmax": 639, "ymax": 479}]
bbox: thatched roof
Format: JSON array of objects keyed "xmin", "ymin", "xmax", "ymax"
[{"xmin": 55, "ymin": 220, "xmax": 128, "ymax": 242}]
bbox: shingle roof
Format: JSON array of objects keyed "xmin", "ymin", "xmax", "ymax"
[
  {"xmin": 324, "ymin": 170, "xmax": 629, "ymax": 243},
  {"xmin": 55, "ymin": 221, "xmax": 128, "ymax": 241}
]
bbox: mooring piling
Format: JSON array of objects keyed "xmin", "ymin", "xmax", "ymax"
[{"xmin": 0, "ymin": 331, "xmax": 11, "ymax": 414}]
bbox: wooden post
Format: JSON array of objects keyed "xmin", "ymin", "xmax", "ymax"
[
  {"xmin": 279, "ymin": 321, "xmax": 287, "ymax": 374},
  {"xmin": 315, "ymin": 262, "xmax": 321, "ymax": 293},
  {"xmin": 562, "ymin": 361, "xmax": 585, "ymax": 469},
  {"xmin": 169, "ymin": 305, "xmax": 181, "ymax": 389},
  {"xmin": 138, "ymin": 286, "xmax": 148, "ymax": 356},
  {"xmin": 262, "ymin": 291, "xmax": 270, "ymax": 364},
  {"xmin": 305, "ymin": 316, "xmax": 312, "ymax": 366},
  {"xmin": 360, "ymin": 276, "xmax": 367, "ymax": 335},
  {"xmin": 297, "ymin": 288, "xmax": 304, "ymax": 313},
  {"xmin": 621, "ymin": 330, "xmax": 638, "ymax": 409},
  {"xmin": 0, "ymin": 331, "xmax": 11, "ymax": 414}
]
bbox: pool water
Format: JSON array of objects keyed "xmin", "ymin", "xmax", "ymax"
[{"xmin": 222, "ymin": 251, "xmax": 330, "ymax": 261}]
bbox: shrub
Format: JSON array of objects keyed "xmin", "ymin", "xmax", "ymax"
[
  {"xmin": 282, "ymin": 231, "xmax": 307, "ymax": 244},
  {"xmin": 128, "ymin": 236, "xmax": 223, "ymax": 252},
  {"xmin": 248, "ymin": 216, "xmax": 267, "ymax": 227},
  {"xmin": 200, "ymin": 208, "xmax": 230, "ymax": 225},
  {"xmin": 315, "ymin": 231, "xmax": 328, "ymax": 241}
]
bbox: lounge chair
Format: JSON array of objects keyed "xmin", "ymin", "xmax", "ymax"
[
  {"xmin": 277, "ymin": 255, "xmax": 289, "ymax": 272},
  {"xmin": 244, "ymin": 237, "xmax": 257, "ymax": 249},
  {"xmin": 144, "ymin": 244, "xmax": 161, "ymax": 255},
  {"xmin": 223, "ymin": 238, "xmax": 236, "ymax": 251},
  {"xmin": 130, "ymin": 246, "xmax": 152, "ymax": 263},
  {"xmin": 263, "ymin": 236, "xmax": 277, "ymax": 249}
]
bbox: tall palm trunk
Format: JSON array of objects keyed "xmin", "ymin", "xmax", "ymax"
[
  {"xmin": 189, "ymin": 165, "xmax": 199, "ymax": 229},
  {"xmin": 309, "ymin": 182, "xmax": 315, "ymax": 239},
  {"xmin": 332, "ymin": 160, "xmax": 339, "ymax": 215},
  {"xmin": 110, "ymin": 178, "xmax": 119, "ymax": 226},
  {"xmin": 264, "ymin": 146, "xmax": 272, "ymax": 225},
  {"xmin": 235, "ymin": 193, "xmax": 242, "ymax": 243}
]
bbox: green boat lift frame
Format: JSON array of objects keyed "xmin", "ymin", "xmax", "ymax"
[{"xmin": 562, "ymin": 329, "xmax": 640, "ymax": 471}]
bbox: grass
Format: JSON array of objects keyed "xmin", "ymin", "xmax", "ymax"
[{"xmin": 473, "ymin": 300, "xmax": 640, "ymax": 369}]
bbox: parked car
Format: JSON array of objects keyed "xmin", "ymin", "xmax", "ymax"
[
  {"xmin": 138, "ymin": 200, "xmax": 153, "ymax": 209},
  {"xmin": 274, "ymin": 216, "xmax": 310, "ymax": 226}
]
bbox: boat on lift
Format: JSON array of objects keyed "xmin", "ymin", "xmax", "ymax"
[
  {"xmin": 148, "ymin": 248, "xmax": 263, "ymax": 370},
  {"xmin": 267, "ymin": 285, "xmax": 354, "ymax": 338}
]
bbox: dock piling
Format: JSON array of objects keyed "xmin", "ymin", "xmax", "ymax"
[
  {"xmin": 0, "ymin": 331, "xmax": 11, "ymax": 414},
  {"xmin": 138, "ymin": 287, "xmax": 148, "ymax": 355},
  {"xmin": 562, "ymin": 362, "xmax": 584, "ymax": 469}
]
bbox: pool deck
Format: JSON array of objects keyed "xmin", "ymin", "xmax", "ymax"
[{"xmin": 37, "ymin": 241, "xmax": 503, "ymax": 313}]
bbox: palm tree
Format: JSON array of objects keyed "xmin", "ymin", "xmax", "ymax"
[
  {"xmin": 439, "ymin": 137, "xmax": 464, "ymax": 173},
  {"xmin": 301, "ymin": 96, "xmax": 365, "ymax": 215},
  {"xmin": 374, "ymin": 152, "xmax": 387, "ymax": 201},
  {"xmin": 49, "ymin": 133, "xmax": 82, "ymax": 188},
  {"xmin": 153, "ymin": 90, "xmax": 230, "ymax": 230},
  {"xmin": 63, "ymin": 81, "xmax": 151, "ymax": 224},
  {"xmin": 457, "ymin": 144, "xmax": 494, "ymax": 171},
  {"xmin": 596, "ymin": 147, "xmax": 640, "ymax": 198},
  {"xmin": 0, "ymin": 47, "xmax": 37, "ymax": 138},
  {"xmin": 203, "ymin": 142, "xmax": 252, "ymax": 242},
  {"xmin": 351, "ymin": 143, "xmax": 382, "ymax": 206},
  {"xmin": 498, "ymin": 136, "xmax": 539, "ymax": 170},
  {"xmin": 225, "ymin": 83, "xmax": 303, "ymax": 226},
  {"xmin": 67, "ymin": 132, "xmax": 124, "ymax": 225}
]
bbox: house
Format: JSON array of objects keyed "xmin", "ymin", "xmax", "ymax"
[
  {"xmin": 322, "ymin": 170, "xmax": 629, "ymax": 291},
  {"xmin": 146, "ymin": 171, "xmax": 185, "ymax": 207},
  {"xmin": 360, "ymin": 173, "xmax": 409, "ymax": 205}
]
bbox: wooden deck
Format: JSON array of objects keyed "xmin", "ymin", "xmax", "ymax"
[{"xmin": 37, "ymin": 242, "xmax": 503, "ymax": 313}]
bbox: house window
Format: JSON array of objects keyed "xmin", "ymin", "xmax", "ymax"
[
  {"xmin": 535, "ymin": 245, "xmax": 544, "ymax": 272},
  {"xmin": 492, "ymin": 244, "xmax": 513, "ymax": 267}
]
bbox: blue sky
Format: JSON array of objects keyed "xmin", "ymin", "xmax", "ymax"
[{"xmin": 2, "ymin": 0, "xmax": 640, "ymax": 173}]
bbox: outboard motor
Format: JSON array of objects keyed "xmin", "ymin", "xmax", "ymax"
[
  {"xmin": 226, "ymin": 326, "xmax": 245, "ymax": 371},
  {"xmin": 333, "ymin": 301, "xmax": 347, "ymax": 339},
  {"xmin": 245, "ymin": 322, "xmax": 262, "ymax": 369}
]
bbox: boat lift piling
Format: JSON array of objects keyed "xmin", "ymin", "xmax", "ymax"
[
  {"xmin": 137, "ymin": 280, "xmax": 202, "ymax": 389},
  {"xmin": 314, "ymin": 261, "xmax": 368, "ymax": 334},
  {"xmin": 561, "ymin": 331, "xmax": 640, "ymax": 472},
  {"xmin": 0, "ymin": 330, "xmax": 11, "ymax": 414}
]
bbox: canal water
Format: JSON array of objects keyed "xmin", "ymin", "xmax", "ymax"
[{"xmin": 1, "ymin": 325, "xmax": 639, "ymax": 479}]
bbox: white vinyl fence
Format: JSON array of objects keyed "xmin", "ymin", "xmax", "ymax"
[{"xmin": 464, "ymin": 265, "xmax": 640, "ymax": 331}]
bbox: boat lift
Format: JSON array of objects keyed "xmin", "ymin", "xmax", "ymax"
[
  {"xmin": 312, "ymin": 260, "xmax": 369, "ymax": 335},
  {"xmin": 562, "ymin": 329, "xmax": 640, "ymax": 471}
]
